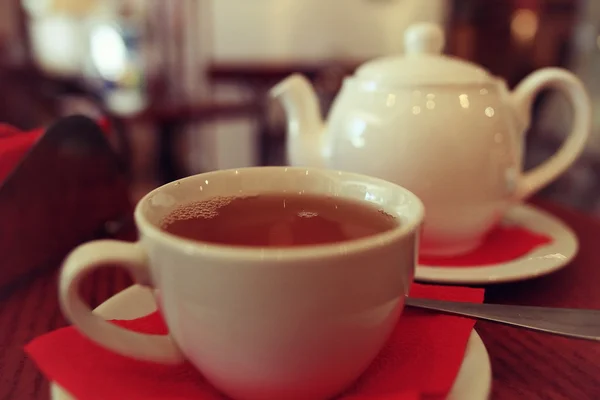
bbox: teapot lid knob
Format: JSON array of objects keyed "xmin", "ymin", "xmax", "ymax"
[{"xmin": 404, "ymin": 23, "xmax": 445, "ymax": 55}]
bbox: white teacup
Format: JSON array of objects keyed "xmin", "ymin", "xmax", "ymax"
[{"xmin": 59, "ymin": 167, "xmax": 424, "ymax": 400}]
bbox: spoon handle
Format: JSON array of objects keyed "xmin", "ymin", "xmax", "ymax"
[{"xmin": 405, "ymin": 297, "xmax": 600, "ymax": 342}]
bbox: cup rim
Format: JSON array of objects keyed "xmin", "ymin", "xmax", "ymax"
[{"xmin": 134, "ymin": 167, "xmax": 424, "ymax": 262}]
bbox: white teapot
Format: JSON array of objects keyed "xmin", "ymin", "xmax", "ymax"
[{"xmin": 271, "ymin": 23, "xmax": 591, "ymax": 257}]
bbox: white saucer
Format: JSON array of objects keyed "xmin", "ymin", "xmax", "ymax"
[
  {"xmin": 416, "ymin": 204, "xmax": 578, "ymax": 285},
  {"xmin": 51, "ymin": 285, "xmax": 491, "ymax": 400}
]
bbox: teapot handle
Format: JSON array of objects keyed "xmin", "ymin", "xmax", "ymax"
[{"xmin": 512, "ymin": 68, "xmax": 591, "ymax": 200}]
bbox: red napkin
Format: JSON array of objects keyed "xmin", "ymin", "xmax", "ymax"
[
  {"xmin": 419, "ymin": 225, "xmax": 553, "ymax": 267},
  {"xmin": 0, "ymin": 118, "xmax": 111, "ymax": 183},
  {"xmin": 26, "ymin": 284, "xmax": 483, "ymax": 400}
]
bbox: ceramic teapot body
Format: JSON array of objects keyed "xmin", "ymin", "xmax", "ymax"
[
  {"xmin": 327, "ymin": 80, "xmax": 522, "ymax": 256},
  {"xmin": 272, "ymin": 23, "xmax": 591, "ymax": 256}
]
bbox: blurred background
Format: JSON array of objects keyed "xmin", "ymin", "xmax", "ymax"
[{"xmin": 1, "ymin": 0, "xmax": 599, "ymax": 212}]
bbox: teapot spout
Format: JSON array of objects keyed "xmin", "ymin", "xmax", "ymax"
[{"xmin": 270, "ymin": 74, "xmax": 327, "ymax": 168}]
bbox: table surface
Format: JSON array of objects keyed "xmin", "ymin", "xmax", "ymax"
[{"xmin": 1, "ymin": 200, "xmax": 599, "ymax": 400}]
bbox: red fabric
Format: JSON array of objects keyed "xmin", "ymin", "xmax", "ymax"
[
  {"xmin": 26, "ymin": 284, "xmax": 483, "ymax": 400},
  {"xmin": 96, "ymin": 117, "xmax": 112, "ymax": 135},
  {"xmin": 0, "ymin": 125, "xmax": 43, "ymax": 182},
  {"xmin": 419, "ymin": 225, "xmax": 553, "ymax": 267},
  {"xmin": 0, "ymin": 118, "xmax": 111, "ymax": 184}
]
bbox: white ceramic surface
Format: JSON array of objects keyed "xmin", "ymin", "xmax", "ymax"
[
  {"xmin": 51, "ymin": 285, "xmax": 492, "ymax": 400},
  {"xmin": 416, "ymin": 203, "xmax": 578, "ymax": 285},
  {"xmin": 272, "ymin": 22, "xmax": 591, "ymax": 257},
  {"xmin": 58, "ymin": 167, "xmax": 424, "ymax": 400}
]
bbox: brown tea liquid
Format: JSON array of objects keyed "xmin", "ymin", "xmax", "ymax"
[{"xmin": 160, "ymin": 194, "xmax": 398, "ymax": 247}]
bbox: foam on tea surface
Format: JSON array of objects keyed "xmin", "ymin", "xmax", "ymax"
[
  {"xmin": 161, "ymin": 194, "xmax": 397, "ymax": 247},
  {"xmin": 161, "ymin": 196, "xmax": 240, "ymax": 222}
]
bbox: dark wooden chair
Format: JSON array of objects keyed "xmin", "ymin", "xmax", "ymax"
[
  {"xmin": 208, "ymin": 60, "xmax": 360, "ymax": 166},
  {"xmin": 0, "ymin": 116, "xmax": 133, "ymax": 295}
]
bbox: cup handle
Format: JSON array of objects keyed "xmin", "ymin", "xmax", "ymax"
[
  {"xmin": 59, "ymin": 240, "xmax": 184, "ymax": 364},
  {"xmin": 512, "ymin": 68, "xmax": 591, "ymax": 200}
]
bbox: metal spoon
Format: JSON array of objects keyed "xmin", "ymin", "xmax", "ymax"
[{"xmin": 406, "ymin": 297, "xmax": 600, "ymax": 342}]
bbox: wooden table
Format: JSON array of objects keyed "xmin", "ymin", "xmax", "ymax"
[
  {"xmin": 480, "ymin": 200, "xmax": 600, "ymax": 399},
  {"xmin": 0, "ymin": 200, "xmax": 599, "ymax": 399}
]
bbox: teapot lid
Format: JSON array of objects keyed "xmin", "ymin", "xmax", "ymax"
[{"xmin": 355, "ymin": 23, "xmax": 492, "ymax": 86}]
